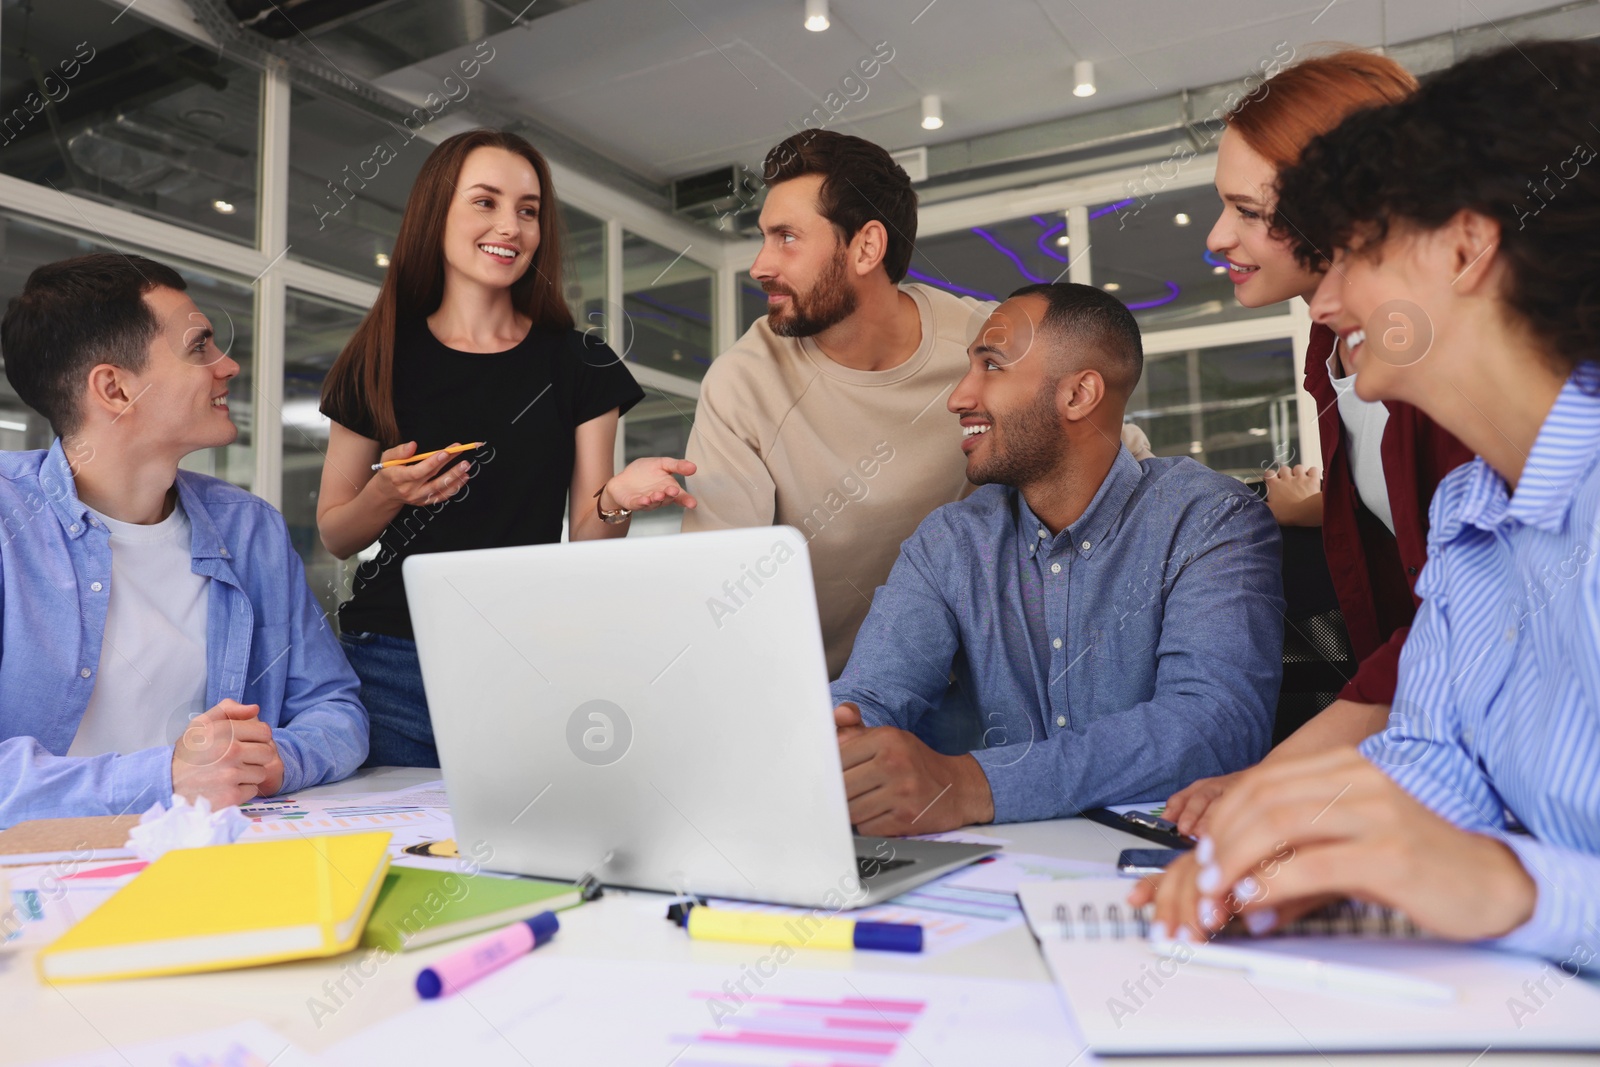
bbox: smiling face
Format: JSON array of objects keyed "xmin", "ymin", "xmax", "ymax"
[
  {"xmin": 751, "ymin": 174, "xmax": 860, "ymax": 337},
  {"xmin": 1207, "ymin": 127, "xmax": 1325, "ymax": 307},
  {"xmin": 947, "ymin": 295, "xmax": 1066, "ymax": 487},
  {"xmin": 116, "ymin": 285, "xmax": 240, "ymax": 455},
  {"xmin": 1307, "ymin": 226, "xmax": 1450, "ymax": 404},
  {"xmin": 439, "ymin": 146, "xmax": 541, "ymax": 293}
]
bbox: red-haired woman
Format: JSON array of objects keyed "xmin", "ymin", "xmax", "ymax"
[
  {"xmin": 1165, "ymin": 52, "xmax": 1474, "ymax": 833},
  {"xmin": 316, "ymin": 129, "xmax": 694, "ymax": 767}
]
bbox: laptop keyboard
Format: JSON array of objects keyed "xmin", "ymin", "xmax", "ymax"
[{"xmin": 857, "ymin": 855, "xmax": 915, "ymax": 881}]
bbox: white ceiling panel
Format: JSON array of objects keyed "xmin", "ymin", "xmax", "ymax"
[{"xmin": 378, "ymin": 0, "xmax": 1576, "ymax": 182}]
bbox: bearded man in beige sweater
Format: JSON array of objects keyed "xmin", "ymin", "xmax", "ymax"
[{"xmin": 683, "ymin": 130, "xmax": 1150, "ymax": 678}]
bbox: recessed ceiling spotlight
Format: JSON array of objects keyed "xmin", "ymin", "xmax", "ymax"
[
  {"xmin": 1174, "ymin": 212, "xmax": 1191, "ymax": 226},
  {"xmin": 1073, "ymin": 60, "xmax": 1097, "ymax": 98},
  {"xmin": 212, "ymin": 199, "xmax": 235, "ymax": 215},
  {"xmin": 921, "ymin": 94, "xmax": 943, "ymax": 131},
  {"xmin": 1055, "ymin": 233, "xmax": 1071, "ymax": 247},
  {"xmin": 375, "ymin": 252, "xmax": 391, "ymax": 268},
  {"xmin": 1102, "ymin": 281, "xmax": 1121, "ymax": 292},
  {"xmin": 804, "ymin": 0, "xmax": 829, "ymax": 31},
  {"xmin": 1212, "ymin": 264, "xmax": 1228, "ymax": 274}
]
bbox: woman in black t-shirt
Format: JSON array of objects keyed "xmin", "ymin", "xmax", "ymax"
[{"xmin": 317, "ymin": 129, "xmax": 696, "ymax": 767}]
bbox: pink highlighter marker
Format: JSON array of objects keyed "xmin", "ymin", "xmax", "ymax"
[{"xmin": 415, "ymin": 911, "xmax": 560, "ymax": 999}]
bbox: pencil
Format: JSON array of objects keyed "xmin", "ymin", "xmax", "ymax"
[{"xmin": 371, "ymin": 441, "xmax": 486, "ymax": 471}]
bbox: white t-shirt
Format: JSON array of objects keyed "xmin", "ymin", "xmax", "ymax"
[
  {"xmin": 1327, "ymin": 351, "xmax": 1395, "ymax": 536},
  {"xmin": 67, "ymin": 499, "xmax": 210, "ymax": 757}
]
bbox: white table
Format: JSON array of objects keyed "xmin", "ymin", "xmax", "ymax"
[{"xmin": 4, "ymin": 768, "xmax": 1591, "ymax": 1066}]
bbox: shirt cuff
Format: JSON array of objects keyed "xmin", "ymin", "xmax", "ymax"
[
  {"xmin": 969, "ymin": 745, "xmax": 1043, "ymax": 823},
  {"xmin": 1489, "ymin": 832, "xmax": 1600, "ymax": 967},
  {"xmin": 110, "ymin": 745, "xmax": 176, "ymax": 816}
]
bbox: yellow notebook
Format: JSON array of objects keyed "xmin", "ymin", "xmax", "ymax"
[{"xmin": 37, "ymin": 832, "xmax": 391, "ymax": 984}]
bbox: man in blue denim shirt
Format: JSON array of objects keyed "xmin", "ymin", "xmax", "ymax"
[
  {"xmin": 0, "ymin": 254, "xmax": 367, "ymax": 828},
  {"xmin": 832, "ymin": 284, "xmax": 1282, "ymax": 832}
]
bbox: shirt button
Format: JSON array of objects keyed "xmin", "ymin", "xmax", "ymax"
[
  {"xmin": 1052, "ymin": 638, "xmax": 1063, "ymax": 649},
  {"xmin": 1037, "ymin": 528, "xmax": 1048, "ymax": 540},
  {"xmin": 1081, "ymin": 540, "xmax": 1092, "ymax": 551},
  {"xmin": 91, "ymin": 581, "xmax": 102, "ymax": 592},
  {"xmin": 1050, "ymin": 563, "xmax": 1061, "ymax": 575},
  {"xmin": 79, "ymin": 667, "xmax": 91, "ymax": 678},
  {"xmin": 69, "ymin": 523, "xmax": 79, "ymax": 533},
  {"xmin": 1056, "ymin": 715, "xmax": 1067, "ymax": 727},
  {"xmin": 1504, "ymin": 626, "xmax": 1516, "ymax": 642}
]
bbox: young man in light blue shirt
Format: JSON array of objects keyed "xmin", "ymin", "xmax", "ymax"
[
  {"xmin": 0, "ymin": 254, "xmax": 367, "ymax": 827},
  {"xmin": 831, "ymin": 283, "xmax": 1284, "ymax": 833}
]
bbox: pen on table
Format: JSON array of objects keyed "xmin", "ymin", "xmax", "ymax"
[
  {"xmin": 415, "ymin": 911, "xmax": 558, "ymax": 999},
  {"xmin": 1149, "ymin": 937, "xmax": 1456, "ymax": 1004},
  {"xmin": 372, "ymin": 441, "xmax": 486, "ymax": 471},
  {"xmin": 666, "ymin": 901, "xmax": 923, "ymax": 954}
]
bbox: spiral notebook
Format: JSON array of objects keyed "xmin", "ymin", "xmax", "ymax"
[{"xmin": 1018, "ymin": 879, "xmax": 1600, "ymax": 1055}]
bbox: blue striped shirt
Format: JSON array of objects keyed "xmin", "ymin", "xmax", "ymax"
[{"xmin": 1359, "ymin": 363, "xmax": 1600, "ymax": 962}]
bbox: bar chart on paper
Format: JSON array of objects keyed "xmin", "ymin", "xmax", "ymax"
[
  {"xmin": 322, "ymin": 956, "xmax": 1088, "ymax": 1066},
  {"xmin": 675, "ymin": 991, "xmax": 924, "ymax": 1065},
  {"xmin": 238, "ymin": 801, "xmax": 454, "ymax": 848}
]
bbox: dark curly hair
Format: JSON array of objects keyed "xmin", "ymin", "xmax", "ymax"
[{"xmin": 1272, "ymin": 39, "xmax": 1600, "ymax": 378}]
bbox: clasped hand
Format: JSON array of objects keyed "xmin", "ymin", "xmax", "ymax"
[{"xmin": 170, "ymin": 699, "xmax": 284, "ymax": 809}]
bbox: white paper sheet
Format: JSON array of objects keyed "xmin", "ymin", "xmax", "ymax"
[
  {"xmin": 321, "ymin": 955, "xmax": 1092, "ymax": 1066},
  {"xmin": 23, "ymin": 1020, "xmax": 315, "ymax": 1067}
]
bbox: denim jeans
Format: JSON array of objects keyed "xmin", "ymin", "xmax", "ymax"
[{"xmin": 339, "ymin": 631, "xmax": 438, "ymax": 768}]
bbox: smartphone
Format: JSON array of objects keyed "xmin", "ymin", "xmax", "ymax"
[{"xmin": 1117, "ymin": 848, "xmax": 1185, "ymax": 875}]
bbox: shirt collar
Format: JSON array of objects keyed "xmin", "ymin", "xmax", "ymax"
[
  {"xmin": 41, "ymin": 439, "xmax": 232, "ymax": 560},
  {"xmin": 1505, "ymin": 363, "xmax": 1600, "ymax": 533},
  {"xmin": 1015, "ymin": 445, "xmax": 1144, "ymax": 559},
  {"xmin": 1442, "ymin": 363, "xmax": 1600, "ymax": 538},
  {"xmin": 41, "ymin": 438, "xmax": 93, "ymax": 538}
]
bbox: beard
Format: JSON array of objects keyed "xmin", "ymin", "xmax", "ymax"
[
  {"xmin": 965, "ymin": 386, "xmax": 1066, "ymax": 488},
  {"xmin": 767, "ymin": 246, "xmax": 859, "ymax": 338}
]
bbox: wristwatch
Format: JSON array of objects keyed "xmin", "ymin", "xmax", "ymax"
[{"xmin": 594, "ymin": 484, "xmax": 631, "ymax": 525}]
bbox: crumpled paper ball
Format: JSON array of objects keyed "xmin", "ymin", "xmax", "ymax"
[{"xmin": 126, "ymin": 795, "xmax": 251, "ymax": 861}]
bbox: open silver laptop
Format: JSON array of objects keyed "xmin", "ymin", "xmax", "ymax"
[{"xmin": 402, "ymin": 526, "xmax": 996, "ymax": 908}]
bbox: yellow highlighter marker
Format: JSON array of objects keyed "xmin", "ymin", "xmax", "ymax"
[
  {"xmin": 667, "ymin": 901, "xmax": 922, "ymax": 953},
  {"xmin": 371, "ymin": 441, "xmax": 486, "ymax": 471}
]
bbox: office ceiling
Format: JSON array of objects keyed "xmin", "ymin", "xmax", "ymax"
[{"xmin": 356, "ymin": 0, "xmax": 1565, "ymax": 183}]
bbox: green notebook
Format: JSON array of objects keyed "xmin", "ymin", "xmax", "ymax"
[{"xmin": 360, "ymin": 867, "xmax": 582, "ymax": 953}]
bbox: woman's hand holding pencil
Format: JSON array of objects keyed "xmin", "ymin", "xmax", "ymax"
[{"xmin": 369, "ymin": 440, "xmax": 479, "ymax": 508}]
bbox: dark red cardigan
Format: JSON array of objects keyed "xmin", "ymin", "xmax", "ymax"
[{"xmin": 1303, "ymin": 323, "xmax": 1476, "ymax": 705}]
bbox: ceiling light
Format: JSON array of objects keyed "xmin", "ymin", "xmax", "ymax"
[
  {"xmin": 1212, "ymin": 265, "xmax": 1228, "ymax": 274},
  {"xmin": 1102, "ymin": 281, "xmax": 1120, "ymax": 292},
  {"xmin": 804, "ymin": 0, "xmax": 829, "ymax": 31},
  {"xmin": 212, "ymin": 199, "xmax": 235, "ymax": 215},
  {"xmin": 921, "ymin": 94, "xmax": 943, "ymax": 131},
  {"xmin": 1248, "ymin": 427, "xmax": 1269, "ymax": 436},
  {"xmin": 375, "ymin": 252, "xmax": 391, "ymax": 268},
  {"xmin": 1073, "ymin": 60, "xmax": 1096, "ymax": 98},
  {"xmin": 1189, "ymin": 440, "xmax": 1204, "ymax": 454},
  {"xmin": 1055, "ymin": 233, "xmax": 1071, "ymax": 248},
  {"xmin": 1174, "ymin": 213, "xmax": 1191, "ymax": 226}
]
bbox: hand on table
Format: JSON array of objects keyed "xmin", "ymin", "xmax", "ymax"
[
  {"xmin": 1127, "ymin": 748, "xmax": 1536, "ymax": 942},
  {"xmin": 171, "ymin": 699, "xmax": 285, "ymax": 808},
  {"xmin": 1164, "ymin": 770, "xmax": 1245, "ymax": 838},
  {"xmin": 834, "ymin": 703, "xmax": 993, "ymax": 835}
]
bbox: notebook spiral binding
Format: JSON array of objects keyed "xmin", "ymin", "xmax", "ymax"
[{"xmin": 1052, "ymin": 898, "xmax": 1423, "ymax": 940}]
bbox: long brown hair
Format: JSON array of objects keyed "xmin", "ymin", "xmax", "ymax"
[
  {"xmin": 322, "ymin": 129, "xmax": 574, "ymax": 448},
  {"xmin": 1226, "ymin": 50, "xmax": 1417, "ymax": 171}
]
